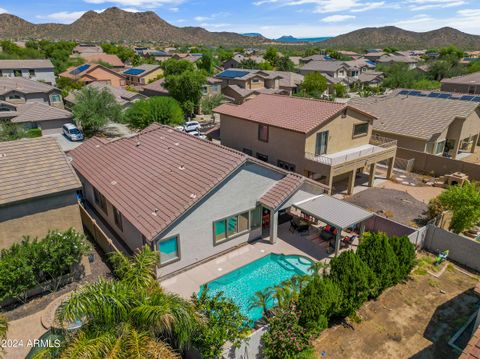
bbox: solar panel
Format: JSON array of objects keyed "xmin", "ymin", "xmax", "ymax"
[
  {"xmin": 428, "ymin": 93, "xmax": 441, "ymax": 98},
  {"xmin": 408, "ymin": 90, "xmax": 422, "ymax": 96},
  {"xmin": 460, "ymin": 95, "xmax": 475, "ymax": 101},
  {"xmin": 472, "ymin": 97, "xmax": 480, "ymax": 102},
  {"xmin": 124, "ymin": 68, "xmax": 146, "ymax": 76},
  {"xmin": 70, "ymin": 64, "xmax": 90, "ymax": 75},
  {"xmin": 438, "ymin": 93, "xmax": 451, "ymax": 99},
  {"xmin": 217, "ymin": 70, "xmax": 250, "ymax": 79},
  {"xmin": 398, "ymin": 90, "xmax": 409, "ymax": 95}
]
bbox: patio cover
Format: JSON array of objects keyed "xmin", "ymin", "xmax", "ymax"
[{"xmin": 292, "ymin": 195, "xmax": 373, "ymax": 229}]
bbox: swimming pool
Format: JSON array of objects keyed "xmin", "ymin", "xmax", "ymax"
[{"xmin": 199, "ymin": 253, "xmax": 313, "ymax": 325}]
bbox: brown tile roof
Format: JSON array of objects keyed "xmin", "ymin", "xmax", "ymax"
[
  {"xmin": 0, "ymin": 59, "xmax": 54, "ymax": 70},
  {"xmin": 11, "ymin": 102, "xmax": 72, "ymax": 123},
  {"xmin": 69, "ymin": 124, "xmax": 248, "ymax": 240},
  {"xmin": 80, "ymin": 53, "xmax": 125, "ymax": 67},
  {"xmin": 66, "ymin": 82, "xmax": 145, "ymax": 107},
  {"xmin": 141, "ymin": 78, "xmax": 169, "ymax": 95},
  {"xmin": 460, "ymin": 327, "xmax": 480, "ymax": 359},
  {"xmin": 214, "ymin": 94, "xmax": 370, "ymax": 134},
  {"xmin": 0, "ymin": 77, "xmax": 58, "ymax": 95},
  {"xmin": 300, "ymin": 61, "xmax": 348, "ymax": 73},
  {"xmin": 349, "ymin": 90, "xmax": 480, "ymax": 141},
  {"xmin": 0, "ymin": 137, "xmax": 80, "ymax": 206},
  {"xmin": 441, "ymin": 72, "xmax": 480, "ymax": 86},
  {"xmin": 60, "ymin": 63, "xmax": 124, "ymax": 81},
  {"xmin": 259, "ymin": 173, "xmax": 304, "ymax": 209}
]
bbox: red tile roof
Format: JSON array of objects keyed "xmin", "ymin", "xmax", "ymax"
[
  {"xmin": 80, "ymin": 53, "xmax": 125, "ymax": 67},
  {"xmin": 461, "ymin": 327, "xmax": 480, "ymax": 359},
  {"xmin": 70, "ymin": 124, "xmax": 248, "ymax": 240},
  {"xmin": 214, "ymin": 94, "xmax": 373, "ymax": 134},
  {"xmin": 259, "ymin": 173, "xmax": 304, "ymax": 209}
]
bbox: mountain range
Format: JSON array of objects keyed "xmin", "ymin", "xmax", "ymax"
[{"xmin": 1, "ymin": 8, "xmax": 480, "ymax": 49}]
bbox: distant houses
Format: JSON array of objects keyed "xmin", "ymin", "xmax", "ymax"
[
  {"xmin": 78, "ymin": 53, "xmax": 125, "ymax": 69},
  {"xmin": 0, "ymin": 59, "xmax": 56, "ymax": 85},
  {"xmin": 122, "ymin": 64, "xmax": 163, "ymax": 86},
  {"xmin": 59, "ymin": 63, "xmax": 126, "ymax": 87}
]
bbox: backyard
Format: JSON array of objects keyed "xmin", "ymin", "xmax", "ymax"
[{"xmin": 312, "ymin": 254, "xmax": 479, "ymax": 359}]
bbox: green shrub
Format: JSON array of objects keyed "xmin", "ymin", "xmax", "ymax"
[
  {"xmin": 262, "ymin": 303, "xmax": 312, "ymax": 359},
  {"xmin": 329, "ymin": 251, "xmax": 377, "ymax": 316},
  {"xmin": 389, "ymin": 235, "xmax": 416, "ymax": 280},
  {"xmin": 357, "ymin": 232, "xmax": 400, "ymax": 294},
  {"xmin": 298, "ymin": 276, "xmax": 342, "ymax": 334},
  {"xmin": 26, "ymin": 128, "xmax": 42, "ymax": 138},
  {"xmin": 0, "ymin": 228, "xmax": 89, "ymax": 303},
  {"xmin": 124, "ymin": 96, "xmax": 184, "ymax": 129}
]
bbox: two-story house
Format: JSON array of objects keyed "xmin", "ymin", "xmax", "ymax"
[
  {"xmin": 215, "ymin": 94, "xmax": 397, "ymax": 195},
  {"xmin": 60, "ymin": 63, "xmax": 126, "ymax": 88},
  {"xmin": 69, "ymin": 124, "xmax": 326, "ymax": 277},
  {"xmin": 0, "ymin": 77, "xmax": 64, "ymax": 109},
  {"xmin": 0, "ymin": 59, "xmax": 56, "ymax": 85},
  {"xmin": 122, "ymin": 64, "xmax": 163, "ymax": 86},
  {"xmin": 350, "ymin": 89, "xmax": 480, "ymax": 159}
]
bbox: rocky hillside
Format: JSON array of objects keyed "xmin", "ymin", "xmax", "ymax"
[
  {"xmin": 0, "ymin": 7, "xmax": 267, "ymax": 45},
  {"xmin": 322, "ymin": 26, "xmax": 480, "ymax": 50}
]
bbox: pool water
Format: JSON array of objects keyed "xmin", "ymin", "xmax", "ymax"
[{"xmin": 199, "ymin": 253, "xmax": 313, "ymax": 325}]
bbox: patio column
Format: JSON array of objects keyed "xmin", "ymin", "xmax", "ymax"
[
  {"xmin": 452, "ymin": 139, "xmax": 461, "ymax": 160},
  {"xmin": 471, "ymin": 134, "xmax": 479, "ymax": 153},
  {"xmin": 368, "ymin": 163, "xmax": 376, "ymax": 187},
  {"xmin": 326, "ymin": 172, "xmax": 334, "ymax": 195},
  {"xmin": 334, "ymin": 228, "xmax": 342, "ymax": 256},
  {"xmin": 386, "ymin": 156, "xmax": 395, "ymax": 179},
  {"xmin": 269, "ymin": 210, "xmax": 278, "ymax": 244},
  {"xmin": 347, "ymin": 169, "xmax": 356, "ymax": 195}
]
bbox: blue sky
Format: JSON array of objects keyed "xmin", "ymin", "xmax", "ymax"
[{"xmin": 3, "ymin": 0, "xmax": 480, "ymax": 38}]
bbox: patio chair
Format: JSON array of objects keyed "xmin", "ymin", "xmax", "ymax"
[{"xmin": 341, "ymin": 235, "xmax": 357, "ymax": 248}]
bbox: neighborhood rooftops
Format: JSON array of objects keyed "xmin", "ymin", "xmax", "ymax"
[
  {"xmin": 80, "ymin": 53, "xmax": 125, "ymax": 67},
  {"xmin": 70, "ymin": 124, "xmax": 309, "ymax": 240},
  {"xmin": 123, "ymin": 64, "xmax": 161, "ymax": 77},
  {"xmin": 214, "ymin": 93, "xmax": 375, "ymax": 134},
  {"xmin": 0, "ymin": 59, "xmax": 54, "ymax": 70},
  {"xmin": 6, "ymin": 102, "xmax": 72, "ymax": 123},
  {"xmin": 0, "ymin": 77, "xmax": 58, "ymax": 95},
  {"xmin": 441, "ymin": 72, "xmax": 480, "ymax": 86},
  {"xmin": 349, "ymin": 89, "xmax": 480, "ymax": 141},
  {"xmin": 65, "ymin": 82, "xmax": 145, "ymax": 106},
  {"xmin": 0, "ymin": 137, "xmax": 80, "ymax": 206}
]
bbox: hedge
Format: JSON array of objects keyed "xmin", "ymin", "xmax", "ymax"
[{"xmin": 0, "ymin": 228, "xmax": 90, "ymax": 303}]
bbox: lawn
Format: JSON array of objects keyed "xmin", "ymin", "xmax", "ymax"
[{"xmin": 312, "ymin": 253, "xmax": 479, "ymax": 358}]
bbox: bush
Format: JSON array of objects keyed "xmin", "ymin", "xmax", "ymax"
[
  {"xmin": 200, "ymin": 94, "xmax": 224, "ymax": 115},
  {"xmin": 357, "ymin": 232, "xmax": 400, "ymax": 294},
  {"xmin": 329, "ymin": 251, "xmax": 377, "ymax": 316},
  {"xmin": 262, "ymin": 304, "xmax": 311, "ymax": 359},
  {"xmin": 0, "ymin": 229, "xmax": 89, "ymax": 303},
  {"xmin": 298, "ymin": 276, "xmax": 342, "ymax": 334},
  {"xmin": 389, "ymin": 235, "xmax": 416, "ymax": 281},
  {"xmin": 124, "ymin": 96, "xmax": 184, "ymax": 129},
  {"xmin": 26, "ymin": 128, "xmax": 42, "ymax": 138}
]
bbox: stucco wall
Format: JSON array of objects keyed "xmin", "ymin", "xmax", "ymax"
[
  {"xmin": 155, "ymin": 162, "xmax": 284, "ymax": 276},
  {"xmin": 0, "ymin": 69, "xmax": 56, "ymax": 85},
  {"xmin": 87, "ymin": 67, "xmax": 124, "ymax": 88},
  {"xmin": 373, "ymin": 130, "xmax": 427, "ymax": 152},
  {"xmin": 447, "ymin": 109, "xmax": 480, "ymax": 142}
]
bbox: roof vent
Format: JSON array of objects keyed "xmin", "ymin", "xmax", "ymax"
[
  {"xmin": 111, "ymin": 180, "xmax": 117, "ymax": 186},
  {"xmin": 178, "ymin": 165, "xmax": 185, "ymax": 170},
  {"xmin": 174, "ymin": 142, "xmax": 179, "ymax": 146},
  {"xmin": 168, "ymin": 129, "xmax": 173, "ymax": 133},
  {"xmin": 152, "ymin": 208, "xmax": 159, "ymax": 216},
  {"xmin": 0, "ymin": 153, "xmax": 6, "ymax": 158},
  {"xmin": 190, "ymin": 193, "xmax": 197, "ymax": 199}
]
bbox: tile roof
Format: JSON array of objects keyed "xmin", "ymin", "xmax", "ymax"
[
  {"xmin": 214, "ymin": 94, "xmax": 366, "ymax": 134},
  {"xmin": 69, "ymin": 124, "xmax": 249, "ymax": 240},
  {"xmin": 0, "ymin": 59, "xmax": 54, "ymax": 70},
  {"xmin": 377, "ymin": 54, "xmax": 418, "ymax": 63},
  {"xmin": 300, "ymin": 60, "xmax": 348, "ymax": 73},
  {"xmin": 0, "ymin": 77, "xmax": 58, "ymax": 95},
  {"xmin": 11, "ymin": 102, "xmax": 72, "ymax": 123},
  {"xmin": 441, "ymin": 72, "xmax": 480, "ymax": 86},
  {"xmin": 349, "ymin": 90, "xmax": 480, "ymax": 141},
  {"xmin": 460, "ymin": 327, "xmax": 480, "ymax": 359},
  {"xmin": 0, "ymin": 137, "xmax": 80, "ymax": 206},
  {"xmin": 80, "ymin": 53, "xmax": 125, "ymax": 67},
  {"xmin": 259, "ymin": 174, "xmax": 304, "ymax": 209},
  {"xmin": 141, "ymin": 78, "xmax": 169, "ymax": 95},
  {"xmin": 66, "ymin": 82, "xmax": 145, "ymax": 106},
  {"xmin": 125, "ymin": 64, "xmax": 161, "ymax": 76}
]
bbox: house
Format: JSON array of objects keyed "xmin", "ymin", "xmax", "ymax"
[
  {"xmin": 298, "ymin": 61, "xmax": 350, "ymax": 79},
  {"xmin": 349, "ymin": 89, "xmax": 480, "ymax": 159},
  {"xmin": 299, "ymin": 54, "xmax": 332, "ymax": 65},
  {"xmin": 65, "ymin": 82, "xmax": 146, "ymax": 109},
  {"xmin": 0, "ymin": 59, "xmax": 56, "ymax": 85},
  {"xmin": 363, "ymin": 52, "xmax": 386, "ymax": 61},
  {"xmin": 69, "ymin": 123, "xmax": 326, "ymax": 276},
  {"xmin": 0, "ymin": 101, "xmax": 73, "ymax": 135},
  {"xmin": 222, "ymin": 53, "xmax": 246, "ymax": 69},
  {"xmin": 214, "ymin": 69, "xmax": 303, "ymax": 104},
  {"xmin": 60, "ymin": 63, "xmax": 126, "ymax": 88},
  {"xmin": 141, "ymin": 78, "xmax": 170, "ymax": 97},
  {"xmin": 376, "ymin": 54, "xmax": 419, "ymax": 69},
  {"xmin": 122, "ymin": 64, "xmax": 163, "ymax": 86},
  {"xmin": 214, "ymin": 94, "xmax": 397, "ymax": 195},
  {"xmin": 357, "ymin": 71, "xmax": 384, "ymax": 87},
  {"xmin": 465, "ymin": 50, "xmax": 480, "ymax": 59},
  {"xmin": 289, "ymin": 56, "xmax": 302, "ymax": 66},
  {"xmin": 0, "ymin": 137, "xmax": 82, "ymax": 249},
  {"xmin": 172, "ymin": 53, "xmax": 203, "ymax": 63},
  {"xmin": 441, "ymin": 72, "xmax": 480, "ymax": 95},
  {"xmin": 339, "ymin": 50, "xmax": 361, "ymax": 59},
  {"xmin": 79, "ymin": 53, "xmax": 125, "ymax": 69},
  {"xmin": 73, "ymin": 44, "xmax": 103, "ymax": 54},
  {"xmin": 0, "ymin": 77, "xmax": 64, "ymax": 109},
  {"xmin": 202, "ymin": 77, "xmax": 223, "ymax": 97}
]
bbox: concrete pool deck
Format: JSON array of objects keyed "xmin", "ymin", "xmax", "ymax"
[{"xmin": 161, "ymin": 221, "xmax": 356, "ymax": 298}]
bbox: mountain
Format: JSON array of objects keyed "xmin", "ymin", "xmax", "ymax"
[
  {"xmin": 0, "ymin": 7, "xmax": 268, "ymax": 45},
  {"xmin": 275, "ymin": 35, "xmax": 332, "ymax": 43},
  {"xmin": 242, "ymin": 33, "xmax": 264, "ymax": 38},
  {"xmin": 322, "ymin": 26, "xmax": 480, "ymax": 50}
]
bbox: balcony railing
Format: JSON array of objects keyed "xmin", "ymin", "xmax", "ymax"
[{"xmin": 306, "ymin": 135, "xmax": 397, "ymax": 166}]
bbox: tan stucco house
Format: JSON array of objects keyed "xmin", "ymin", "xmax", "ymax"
[
  {"xmin": 122, "ymin": 64, "xmax": 163, "ymax": 86},
  {"xmin": 0, "ymin": 137, "xmax": 82, "ymax": 250},
  {"xmin": 60, "ymin": 63, "xmax": 126, "ymax": 88},
  {"xmin": 215, "ymin": 94, "xmax": 397, "ymax": 195}
]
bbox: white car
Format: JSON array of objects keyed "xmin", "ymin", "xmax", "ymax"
[
  {"xmin": 62, "ymin": 123, "xmax": 84, "ymax": 141},
  {"xmin": 184, "ymin": 121, "xmax": 201, "ymax": 133},
  {"xmin": 187, "ymin": 130, "xmax": 207, "ymax": 140}
]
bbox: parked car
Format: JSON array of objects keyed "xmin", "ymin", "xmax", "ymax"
[
  {"xmin": 184, "ymin": 121, "xmax": 201, "ymax": 133},
  {"xmin": 188, "ymin": 130, "xmax": 207, "ymax": 140},
  {"xmin": 63, "ymin": 123, "xmax": 84, "ymax": 141}
]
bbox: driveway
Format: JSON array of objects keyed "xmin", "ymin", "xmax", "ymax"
[{"xmin": 45, "ymin": 133, "xmax": 83, "ymax": 153}]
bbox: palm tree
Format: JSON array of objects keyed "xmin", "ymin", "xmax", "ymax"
[
  {"xmin": 309, "ymin": 261, "xmax": 329, "ymax": 276},
  {"xmin": 249, "ymin": 288, "xmax": 273, "ymax": 318},
  {"xmin": 34, "ymin": 246, "xmax": 197, "ymax": 358}
]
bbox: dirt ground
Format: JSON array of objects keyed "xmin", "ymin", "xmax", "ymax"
[
  {"xmin": 378, "ymin": 180, "xmax": 444, "ymax": 204},
  {"xmin": 461, "ymin": 147, "xmax": 480, "ymax": 164},
  {"xmin": 313, "ymin": 255, "xmax": 480, "ymax": 359}
]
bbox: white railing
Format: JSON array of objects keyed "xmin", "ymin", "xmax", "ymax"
[{"xmin": 306, "ymin": 136, "xmax": 397, "ymax": 166}]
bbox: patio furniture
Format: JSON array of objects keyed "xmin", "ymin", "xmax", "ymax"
[
  {"xmin": 289, "ymin": 218, "xmax": 310, "ymax": 233},
  {"xmin": 341, "ymin": 235, "xmax": 357, "ymax": 248}
]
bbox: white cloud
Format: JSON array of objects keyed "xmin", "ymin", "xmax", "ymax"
[
  {"xmin": 199, "ymin": 22, "xmax": 231, "ymax": 29},
  {"xmin": 0, "ymin": 8, "xmax": 8, "ymax": 14},
  {"xmin": 321, "ymin": 14, "xmax": 356, "ymax": 22},
  {"xmin": 408, "ymin": 0, "xmax": 465, "ymax": 11},
  {"xmin": 84, "ymin": 0, "xmax": 185, "ymax": 7},
  {"xmin": 253, "ymin": 0, "xmax": 390, "ymax": 13},
  {"xmin": 193, "ymin": 12, "xmax": 230, "ymax": 23},
  {"xmin": 457, "ymin": 8, "xmax": 480, "ymax": 17}
]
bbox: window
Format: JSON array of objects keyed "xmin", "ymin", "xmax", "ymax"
[
  {"xmin": 7, "ymin": 94, "xmax": 21, "ymax": 100},
  {"xmin": 258, "ymin": 124, "xmax": 269, "ymax": 142},
  {"xmin": 435, "ymin": 140, "xmax": 446, "ymax": 155},
  {"xmin": 13, "ymin": 69, "xmax": 22, "ymax": 77},
  {"xmin": 113, "ymin": 206, "xmax": 123, "ymax": 231},
  {"xmin": 214, "ymin": 211, "xmax": 250, "ymax": 244},
  {"xmin": 243, "ymin": 148, "xmax": 253, "ymax": 156},
  {"xmin": 93, "ymin": 187, "xmax": 108, "ymax": 214},
  {"xmin": 28, "ymin": 69, "xmax": 35, "ymax": 77},
  {"xmin": 353, "ymin": 123, "xmax": 369, "ymax": 137},
  {"xmin": 50, "ymin": 94, "xmax": 62, "ymax": 103},
  {"xmin": 252, "ymin": 78, "xmax": 260, "ymax": 83},
  {"xmin": 256, "ymin": 152, "xmax": 268, "ymax": 162},
  {"xmin": 158, "ymin": 236, "xmax": 180, "ymax": 265},
  {"xmin": 277, "ymin": 160, "xmax": 296, "ymax": 172},
  {"xmin": 250, "ymin": 206, "xmax": 262, "ymax": 230},
  {"xmin": 0, "ymin": 70, "xmax": 3, "ymax": 76},
  {"xmin": 315, "ymin": 131, "xmax": 329, "ymax": 156}
]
